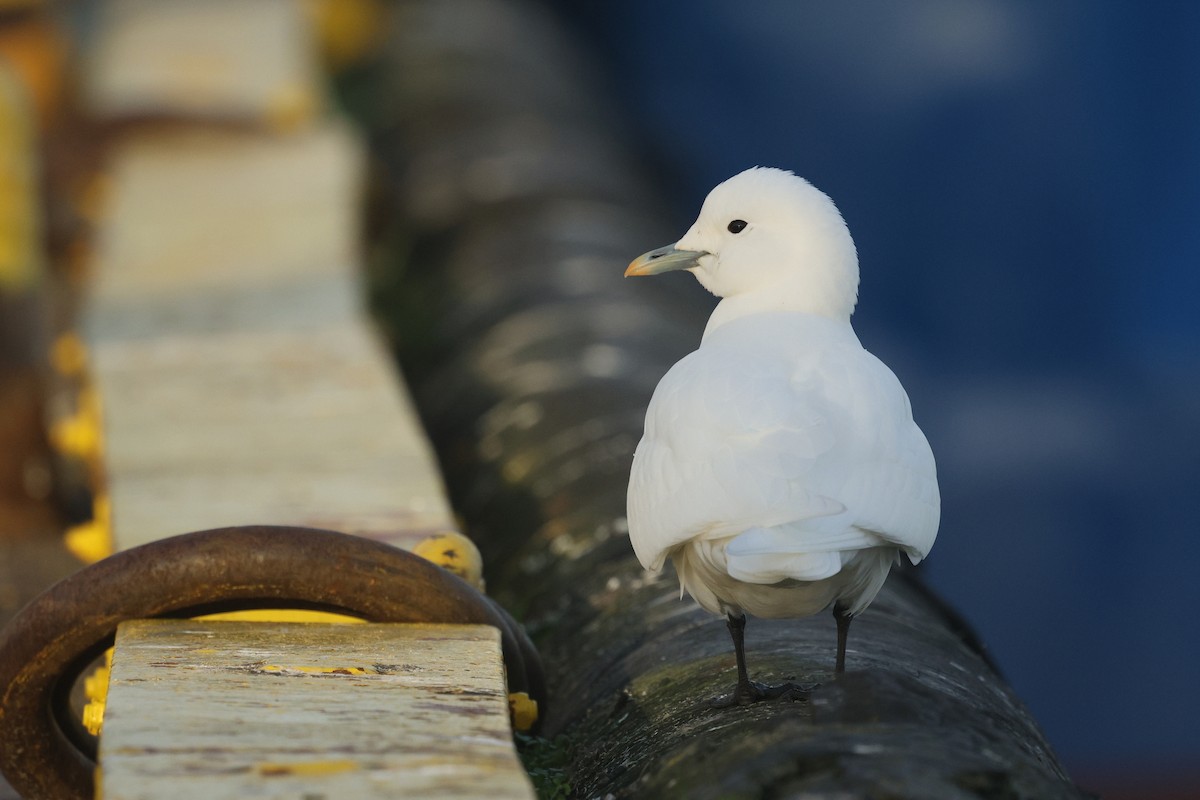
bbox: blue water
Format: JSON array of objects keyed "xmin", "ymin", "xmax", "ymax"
[{"xmin": 559, "ymin": 0, "xmax": 1200, "ymax": 779}]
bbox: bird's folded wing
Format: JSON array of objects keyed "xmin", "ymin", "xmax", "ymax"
[
  {"xmin": 627, "ymin": 325, "xmax": 939, "ymax": 572},
  {"xmin": 725, "ymin": 519, "xmax": 881, "ymax": 557},
  {"xmin": 843, "ymin": 455, "xmax": 940, "ymax": 562},
  {"xmin": 726, "ymin": 548, "xmax": 845, "ymax": 584},
  {"xmin": 628, "ymin": 353, "xmax": 845, "ymax": 570}
]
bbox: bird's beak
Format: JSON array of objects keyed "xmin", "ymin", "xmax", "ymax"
[{"xmin": 625, "ymin": 245, "xmax": 708, "ymax": 277}]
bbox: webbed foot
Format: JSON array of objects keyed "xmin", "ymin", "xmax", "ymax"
[{"xmin": 711, "ymin": 679, "xmax": 813, "ymax": 707}]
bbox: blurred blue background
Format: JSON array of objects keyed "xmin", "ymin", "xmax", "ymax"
[{"xmin": 558, "ymin": 0, "xmax": 1200, "ymax": 794}]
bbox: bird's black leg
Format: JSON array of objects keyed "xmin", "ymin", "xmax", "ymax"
[
  {"xmin": 729, "ymin": 612, "xmax": 754, "ymax": 694},
  {"xmin": 711, "ymin": 612, "xmax": 810, "ymax": 707},
  {"xmin": 712, "ymin": 612, "xmax": 763, "ymax": 706},
  {"xmin": 833, "ymin": 601, "xmax": 853, "ymax": 674}
]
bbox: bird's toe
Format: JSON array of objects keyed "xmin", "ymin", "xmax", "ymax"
[{"xmin": 711, "ymin": 680, "xmax": 813, "ymax": 708}]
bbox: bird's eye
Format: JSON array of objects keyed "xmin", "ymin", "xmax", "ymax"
[{"xmin": 727, "ymin": 219, "xmax": 748, "ymax": 234}]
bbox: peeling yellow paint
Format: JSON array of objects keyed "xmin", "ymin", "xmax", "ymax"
[
  {"xmin": 81, "ymin": 649, "xmax": 113, "ymax": 736},
  {"xmin": 413, "ymin": 531, "xmax": 485, "ymax": 591},
  {"xmin": 198, "ymin": 609, "xmax": 364, "ymax": 624},
  {"xmin": 49, "ymin": 336, "xmax": 114, "ymax": 565},
  {"xmin": 507, "ymin": 692, "xmax": 538, "ymax": 733},
  {"xmin": 65, "ymin": 493, "xmax": 114, "ymax": 565},
  {"xmin": 259, "ymin": 664, "xmax": 375, "ymax": 676},
  {"xmin": 256, "ymin": 758, "xmax": 359, "ymax": 777},
  {"xmin": 50, "ymin": 384, "xmax": 104, "ymax": 464}
]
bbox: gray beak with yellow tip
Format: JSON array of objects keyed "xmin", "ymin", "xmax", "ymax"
[{"xmin": 625, "ymin": 245, "xmax": 709, "ymax": 277}]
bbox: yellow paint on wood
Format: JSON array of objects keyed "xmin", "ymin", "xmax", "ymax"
[
  {"xmin": 256, "ymin": 759, "xmax": 359, "ymax": 778},
  {"xmin": 65, "ymin": 493, "xmax": 113, "ymax": 564},
  {"xmin": 198, "ymin": 609, "xmax": 365, "ymax": 624},
  {"xmin": 0, "ymin": 63, "xmax": 40, "ymax": 290},
  {"xmin": 55, "ymin": 382, "xmax": 112, "ymax": 564},
  {"xmin": 306, "ymin": 0, "xmax": 388, "ymax": 69},
  {"xmin": 508, "ymin": 692, "xmax": 539, "ymax": 733},
  {"xmin": 48, "ymin": 334, "xmax": 114, "ymax": 565},
  {"xmin": 81, "ymin": 649, "xmax": 113, "ymax": 736},
  {"xmin": 49, "ymin": 384, "xmax": 104, "ymax": 463},
  {"xmin": 413, "ymin": 530, "xmax": 485, "ymax": 590},
  {"xmin": 258, "ymin": 664, "xmax": 375, "ymax": 676}
]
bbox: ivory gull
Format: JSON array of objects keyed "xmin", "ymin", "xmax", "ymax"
[{"xmin": 625, "ymin": 167, "xmax": 939, "ymax": 704}]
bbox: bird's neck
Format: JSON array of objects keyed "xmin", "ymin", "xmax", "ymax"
[{"xmin": 703, "ymin": 285, "xmax": 854, "ymax": 341}]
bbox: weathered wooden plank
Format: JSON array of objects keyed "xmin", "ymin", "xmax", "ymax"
[
  {"xmin": 81, "ymin": 0, "xmax": 321, "ymax": 127},
  {"xmin": 92, "ymin": 321, "xmax": 455, "ymax": 546},
  {"xmin": 86, "ymin": 123, "xmax": 361, "ymax": 312},
  {"xmin": 82, "ymin": 122, "xmax": 458, "ymax": 552},
  {"xmin": 99, "ymin": 620, "xmax": 534, "ymax": 799}
]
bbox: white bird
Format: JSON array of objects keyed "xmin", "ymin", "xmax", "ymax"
[{"xmin": 625, "ymin": 167, "xmax": 939, "ymax": 705}]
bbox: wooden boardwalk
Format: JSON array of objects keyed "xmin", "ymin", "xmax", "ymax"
[{"xmin": 0, "ymin": 1, "xmax": 533, "ymax": 797}]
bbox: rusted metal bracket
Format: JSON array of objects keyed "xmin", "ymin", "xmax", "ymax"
[{"xmin": 0, "ymin": 525, "xmax": 545, "ymax": 800}]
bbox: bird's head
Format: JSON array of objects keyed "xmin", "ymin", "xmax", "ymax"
[{"xmin": 626, "ymin": 167, "xmax": 860, "ymax": 320}]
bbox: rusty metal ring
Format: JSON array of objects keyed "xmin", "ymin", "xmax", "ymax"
[{"xmin": 0, "ymin": 525, "xmax": 546, "ymax": 800}]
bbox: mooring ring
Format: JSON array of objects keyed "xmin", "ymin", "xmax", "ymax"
[{"xmin": 0, "ymin": 525, "xmax": 545, "ymax": 800}]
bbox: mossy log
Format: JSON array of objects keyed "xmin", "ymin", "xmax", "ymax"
[{"xmin": 361, "ymin": 1, "xmax": 1088, "ymax": 797}]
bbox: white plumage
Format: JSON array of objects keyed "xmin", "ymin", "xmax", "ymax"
[{"xmin": 625, "ymin": 167, "xmax": 939, "ymax": 698}]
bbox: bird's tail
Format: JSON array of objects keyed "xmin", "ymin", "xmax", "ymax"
[{"xmin": 724, "ymin": 520, "xmax": 885, "ymax": 585}]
